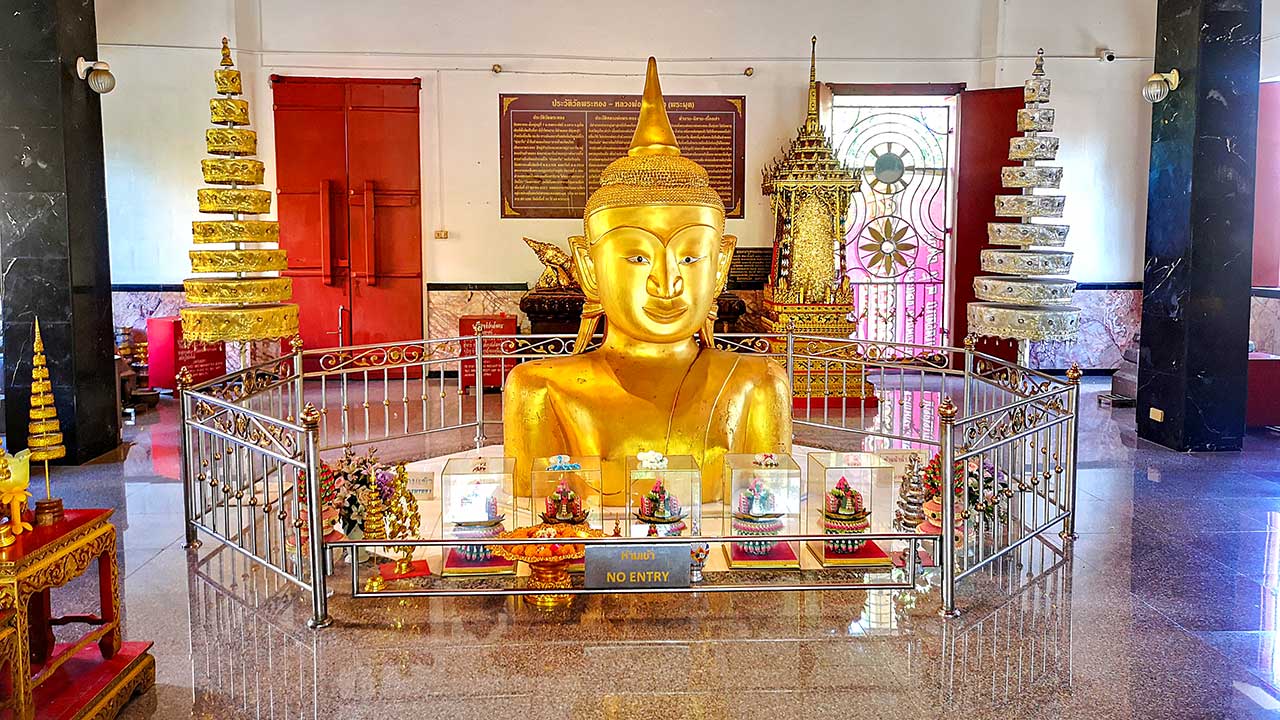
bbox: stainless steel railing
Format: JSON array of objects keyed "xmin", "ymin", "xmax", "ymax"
[{"xmin": 179, "ymin": 329, "xmax": 1080, "ymax": 627}]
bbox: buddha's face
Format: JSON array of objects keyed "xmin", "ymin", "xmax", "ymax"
[{"xmin": 578, "ymin": 205, "xmax": 734, "ymax": 344}]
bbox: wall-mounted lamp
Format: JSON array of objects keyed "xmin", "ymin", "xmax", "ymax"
[
  {"xmin": 76, "ymin": 57, "xmax": 115, "ymax": 94},
  {"xmin": 1142, "ymin": 69, "xmax": 1180, "ymax": 104}
]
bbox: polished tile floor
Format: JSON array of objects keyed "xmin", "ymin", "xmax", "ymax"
[{"xmin": 41, "ymin": 379, "xmax": 1280, "ymax": 719}]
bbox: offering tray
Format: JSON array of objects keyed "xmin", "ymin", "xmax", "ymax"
[
  {"xmin": 539, "ymin": 510, "xmax": 591, "ymax": 525},
  {"xmin": 453, "ymin": 514, "xmax": 506, "ymax": 529},
  {"xmin": 633, "ymin": 510, "xmax": 688, "ymax": 525},
  {"xmin": 489, "ymin": 523, "xmax": 604, "ymax": 609}
]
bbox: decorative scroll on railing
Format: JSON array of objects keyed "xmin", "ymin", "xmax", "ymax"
[
  {"xmin": 971, "ymin": 353, "xmax": 1069, "ymax": 399},
  {"xmin": 298, "ymin": 337, "xmax": 475, "ymax": 451},
  {"xmin": 947, "ymin": 372, "xmax": 1078, "ymax": 584},
  {"xmin": 181, "ymin": 389, "xmax": 313, "ymax": 593},
  {"xmin": 795, "ymin": 335, "xmax": 952, "ymax": 369}
]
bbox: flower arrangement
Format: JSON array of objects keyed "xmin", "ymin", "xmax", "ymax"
[
  {"xmin": 636, "ymin": 450, "xmax": 668, "ymax": 470},
  {"xmin": 752, "ymin": 453, "xmax": 779, "ymax": 468},
  {"xmin": 307, "ymin": 448, "xmax": 403, "ymax": 539},
  {"xmin": 921, "ymin": 452, "xmax": 1011, "ymax": 521}
]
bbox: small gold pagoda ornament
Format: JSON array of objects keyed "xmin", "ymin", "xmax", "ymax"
[
  {"xmin": 27, "ymin": 319, "xmax": 66, "ymax": 526},
  {"xmin": 967, "ymin": 49, "xmax": 1080, "ymax": 363},
  {"xmin": 760, "ymin": 37, "xmax": 872, "ymax": 403},
  {"xmin": 180, "ymin": 37, "xmax": 299, "ymax": 344}
]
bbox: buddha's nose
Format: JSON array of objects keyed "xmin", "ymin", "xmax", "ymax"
[{"xmin": 646, "ymin": 254, "xmax": 683, "ymax": 299}]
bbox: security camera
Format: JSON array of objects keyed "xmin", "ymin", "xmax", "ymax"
[
  {"xmin": 75, "ymin": 57, "xmax": 116, "ymax": 94},
  {"xmin": 1098, "ymin": 49, "xmax": 1117, "ymax": 63}
]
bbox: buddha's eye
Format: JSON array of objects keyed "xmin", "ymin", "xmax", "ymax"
[
  {"xmin": 625, "ymin": 255, "xmax": 650, "ymax": 265},
  {"xmin": 680, "ymin": 255, "xmax": 705, "ymax": 265}
]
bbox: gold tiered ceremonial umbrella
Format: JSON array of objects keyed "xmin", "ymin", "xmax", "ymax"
[
  {"xmin": 967, "ymin": 49, "xmax": 1080, "ymax": 364},
  {"xmin": 180, "ymin": 37, "xmax": 298, "ymax": 345},
  {"xmin": 27, "ymin": 318, "xmax": 66, "ymax": 524}
]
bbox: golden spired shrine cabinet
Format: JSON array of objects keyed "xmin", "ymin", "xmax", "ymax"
[
  {"xmin": 760, "ymin": 39, "xmax": 873, "ymax": 404},
  {"xmin": 181, "ymin": 38, "xmax": 299, "ymax": 346},
  {"xmin": 966, "ymin": 50, "xmax": 1080, "ymax": 360}
]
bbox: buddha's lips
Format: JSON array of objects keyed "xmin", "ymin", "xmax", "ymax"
[{"xmin": 642, "ymin": 303, "xmax": 689, "ymax": 322}]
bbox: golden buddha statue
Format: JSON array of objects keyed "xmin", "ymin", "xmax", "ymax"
[{"xmin": 504, "ymin": 58, "xmax": 792, "ymax": 504}]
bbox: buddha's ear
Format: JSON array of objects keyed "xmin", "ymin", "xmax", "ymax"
[
  {"xmin": 714, "ymin": 234, "xmax": 738, "ymax": 294},
  {"xmin": 568, "ymin": 235, "xmax": 599, "ymax": 300}
]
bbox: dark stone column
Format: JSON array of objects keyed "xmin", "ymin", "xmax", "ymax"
[
  {"xmin": 1, "ymin": 0, "xmax": 118, "ymax": 462},
  {"xmin": 1138, "ymin": 0, "xmax": 1260, "ymax": 451}
]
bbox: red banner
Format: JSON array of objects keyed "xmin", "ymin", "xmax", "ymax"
[
  {"xmin": 146, "ymin": 316, "xmax": 226, "ymax": 390},
  {"xmin": 460, "ymin": 315, "xmax": 517, "ymax": 389}
]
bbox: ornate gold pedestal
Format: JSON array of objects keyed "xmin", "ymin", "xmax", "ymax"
[
  {"xmin": 489, "ymin": 524, "xmax": 602, "ymax": 611},
  {"xmin": 761, "ymin": 292, "xmax": 875, "ymax": 404},
  {"xmin": 524, "ymin": 561, "xmax": 574, "ymax": 609}
]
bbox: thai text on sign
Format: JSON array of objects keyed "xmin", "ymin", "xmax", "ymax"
[
  {"xmin": 583, "ymin": 543, "xmax": 691, "ymax": 589},
  {"xmin": 499, "ymin": 94, "xmax": 745, "ymax": 219}
]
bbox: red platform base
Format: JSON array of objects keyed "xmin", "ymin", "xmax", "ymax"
[
  {"xmin": 807, "ymin": 539, "xmax": 892, "ymax": 567},
  {"xmin": 442, "ymin": 549, "xmax": 516, "ymax": 577},
  {"xmin": 378, "ymin": 560, "xmax": 432, "ymax": 581},
  {"xmin": 725, "ymin": 542, "xmax": 799, "ymax": 568},
  {"xmin": 35, "ymin": 641, "xmax": 154, "ymax": 720},
  {"xmin": 792, "ymin": 395, "xmax": 879, "ymax": 410}
]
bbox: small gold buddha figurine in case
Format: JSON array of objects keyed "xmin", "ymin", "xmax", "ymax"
[{"xmin": 503, "ymin": 58, "xmax": 792, "ymax": 503}]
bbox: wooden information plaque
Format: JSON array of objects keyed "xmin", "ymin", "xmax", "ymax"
[
  {"xmin": 499, "ymin": 94, "xmax": 745, "ymax": 219},
  {"xmin": 727, "ymin": 247, "xmax": 773, "ymax": 290}
]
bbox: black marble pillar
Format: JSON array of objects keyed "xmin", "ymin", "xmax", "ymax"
[
  {"xmin": 0, "ymin": 0, "xmax": 118, "ymax": 462},
  {"xmin": 1138, "ymin": 0, "xmax": 1260, "ymax": 451}
]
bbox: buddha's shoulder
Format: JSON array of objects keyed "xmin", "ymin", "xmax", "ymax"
[
  {"xmin": 704, "ymin": 349, "xmax": 789, "ymax": 394},
  {"xmin": 504, "ymin": 353, "xmax": 597, "ymax": 393}
]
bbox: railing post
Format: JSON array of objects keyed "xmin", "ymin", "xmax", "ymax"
[
  {"xmin": 1059, "ymin": 363, "xmax": 1082, "ymax": 542},
  {"xmin": 473, "ymin": 322, "xmax": 487, "ymax": 450},
  {"xmin": 301, "ymin": 403, "xmax": 332, "ymax": 629},
  {"xmin": 178, "ymin": 367, "xmax": 201, "ymax": 550},
  {"xmin": 962, "ymin": 334, "xmax": 975, "ymax": 417},
  {"xmin": 784, "ymin": 320, "xmax": 796, "ymax": 393},
  {"xmin": 939, "ymin": 396, "xmax": 960, "ymax": 618},
  {"xmin": 290, "ymin": 335, "xmax": 304, "ymax": 424}
]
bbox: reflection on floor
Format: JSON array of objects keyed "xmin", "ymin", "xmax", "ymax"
[{"xmin": 43, "ymin": 378, "xmax": 1280, "ymax": 719}]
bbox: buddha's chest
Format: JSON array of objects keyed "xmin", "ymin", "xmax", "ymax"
[{"xmin": 547, "ymin": 381, "xmax": 738, "ymax": 459}]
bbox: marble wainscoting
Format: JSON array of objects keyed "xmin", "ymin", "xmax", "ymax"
[
  {"xmin": 1029, "ymin": 287, "xmax": 1142, "ymax": 371},
  {"xmin": 425, "ymin": 286, "xmax": 528, "ymax": 340},
  {"xmin": 1250, "ymin": 294, "xmax": 1280, "ymax": 354},
  {"xmin": 112, "ymin": 290, "xmax": 187, "ymax": 331}
]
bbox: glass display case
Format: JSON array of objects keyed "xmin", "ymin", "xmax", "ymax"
[
  {"xmin": 722, "ymin": 453, "xmax": 801, "ymax": 568},
  {"xmin": 441, "ymin": 456, "xmax": 516, "ymax": 577},
  {"xmin": 625, "ymin": 454, "xmax": 700, "ymax": 538},
  {"xmin": 530, "ymin": 455, "xmax": 604, "ymax": 531},
  {"xmin": 806, "ymin": 452, "xmax": 893, "ymax": 567}
]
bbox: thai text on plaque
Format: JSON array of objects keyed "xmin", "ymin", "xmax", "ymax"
[{"xmin": 500, "ymin": 94, "xmax": 745, "ymax": 219}]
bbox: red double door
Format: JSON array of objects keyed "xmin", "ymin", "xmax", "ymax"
[{"xmin": 271, "ymin": 76, "xmax": 424, "ymax": 349}]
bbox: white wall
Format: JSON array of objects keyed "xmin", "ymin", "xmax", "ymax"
[{"xmin": 97, "ymin": 0, "xmax": 1156, "ymax": 286}]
